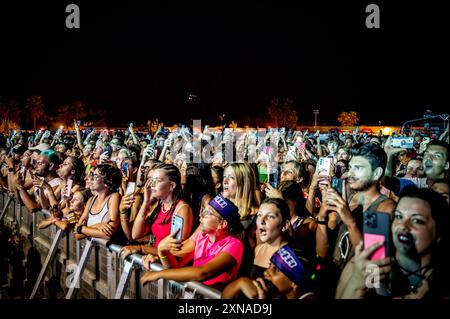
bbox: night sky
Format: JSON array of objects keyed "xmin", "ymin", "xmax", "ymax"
[{"xmin": 0, "ymin": 1, "xmax": 446, "ymax": 127}]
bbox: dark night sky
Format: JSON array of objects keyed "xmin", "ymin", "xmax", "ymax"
[{"xmin": 0, "ymin": 1, "xmax": 447, "ymax": 127}]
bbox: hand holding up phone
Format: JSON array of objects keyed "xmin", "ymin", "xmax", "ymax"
[
  {"xmin": 353, "ymin": 241, "xmax": 393, "ymax": 286},
  {"xmin": 158, "ymin": 228, "xmax": 183, "ymax": 257}
]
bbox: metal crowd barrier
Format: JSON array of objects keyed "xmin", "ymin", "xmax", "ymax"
[{"xmin": 0, "ymin": 190, "xmax": 221, "ymax": 299}]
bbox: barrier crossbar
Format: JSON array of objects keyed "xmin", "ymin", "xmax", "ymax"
[{"xmin": 0, "ymin": 191, "xmax": 222, "ymax": 299}]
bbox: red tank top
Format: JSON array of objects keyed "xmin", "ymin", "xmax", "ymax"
[{"xmin": 151, "ymin": 205, "xmax": 174, "ymax": 248}]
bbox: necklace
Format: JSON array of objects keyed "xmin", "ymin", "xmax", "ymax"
[
  {"xmin": 398, "ymin": 264, "xmax": 432, "ymax": 294},
  {"xmin": 161, "ymin": 202, "xmax": 172, "ymax": 214}
]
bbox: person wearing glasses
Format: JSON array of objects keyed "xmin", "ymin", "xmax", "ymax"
[
  {"xmin": 140, "ymin": 193, "xmax": 244, "ymax": 290},
  {"xmin": 73, "ymin": 164, "xmax": 123, "ymax": 242},
  {"xmin": 119, "ymin": 164, "xmax": 193, "ymax": 264}
]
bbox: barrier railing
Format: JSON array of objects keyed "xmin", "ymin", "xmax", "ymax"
[{"xmin": 0, "ymin": 191, "xmax": 221, "ymax": 299}]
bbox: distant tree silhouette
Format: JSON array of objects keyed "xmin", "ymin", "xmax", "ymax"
[
  {"xmin": 25, "ymin": 96, "xmax": 45, "ymax": 130},
  {"xmin": 267, "ymin": 98, "xmax": 298, "ymax": 129},
  {"xmin": 337, "ymin": 111, "xmax": 359, "ymax": 126}
]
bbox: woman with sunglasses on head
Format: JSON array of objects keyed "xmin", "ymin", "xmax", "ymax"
[
  {"xmin": 119, "ymin": 164, "xmax": 193, "ymax": 264},
  {"xmin": 140, "ymin": 194, "xmax": 244, "ymax": 291},
  {"xmin": 73, "ymin": 164, "xmax": 124, "ymax": 242}
]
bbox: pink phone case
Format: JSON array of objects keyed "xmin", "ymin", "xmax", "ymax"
[{"xmin": 364, "ymin": 233, "xmax": 386, "ymax": 260}]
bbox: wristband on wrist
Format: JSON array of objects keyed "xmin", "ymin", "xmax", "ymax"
[
  {"xmin": 316, "ymin": 216, "xmax": 329, "ymax": 225},
  {"xmin": 76, "ymin": 225, "xmax": 83, "ymax": 234}
]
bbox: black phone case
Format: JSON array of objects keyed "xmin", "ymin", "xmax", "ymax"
[{"xmin": 363, "ymin": 211, "xmax": 391, "ymax": 257}]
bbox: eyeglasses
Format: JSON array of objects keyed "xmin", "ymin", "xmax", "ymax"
[
  {"xmin": 281, "ymin": 169, "xmax": 295, "ymax": 175},
  {"xmin": 200, "ymin": 208, "xmax": 223, "ymax": 221},
  {"xmin": 89, "ymin": 172, "xmax": 104, "ymax": 181}
]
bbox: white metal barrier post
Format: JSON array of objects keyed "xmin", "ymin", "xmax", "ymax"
[
  {"xmin": 30, "ymin": 228, "xmax": 65, "ymax": 299},
  {"xmin": 65, "ymin": 239, "xmax": 95, "ymax": 299}
]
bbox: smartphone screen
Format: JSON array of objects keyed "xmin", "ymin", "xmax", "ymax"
[
  {"xmin": 122, "ymin": 162, "xmax": 129, "ymax": 175},
  {"xmin": 317, "ymin": 157, "xmax": 332, "ymax": 176},
  {"xmin": 126, "ymin": 182, "xmax": 136, "ymax": 195},
  {"xmin": 66, "ymin": 178, "xmax": 73, "ymax": 198},
  {"xmin": 171, "ymin": 215, "xmax": 184, "ymax": 240}
]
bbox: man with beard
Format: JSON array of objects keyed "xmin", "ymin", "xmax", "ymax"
[
  {"xmin": 315, "ymin": 143, "xmax": 395, "ymax": 298},
  {"xmin": 13, "ymin": 150, "xmax": 62, "ymax": 214}
]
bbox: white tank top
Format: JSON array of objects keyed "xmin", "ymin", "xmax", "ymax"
[{"xmin": 87, "ymin": 195, "xmax": 111, "ymax": 226}]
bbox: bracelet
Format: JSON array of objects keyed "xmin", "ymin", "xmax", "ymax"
[
  {"xmin": 158, "ymin": 254, "xmax": 167, "ymax": 259},
  {"xmin": 316, "ymin": 216, "xmax": 329, "ymax": 225},
  {"xmin": 76, "ymin": 225, "xmax": 84, "ymax": 234},
  {"xmin": 8, "ymin": 167, "xmax": 15, "ymax": 172}
]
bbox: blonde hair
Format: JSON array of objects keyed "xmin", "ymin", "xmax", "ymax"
[{"xmin": 226, "ymin": 162, "xmax": 260, "ymax": 219}]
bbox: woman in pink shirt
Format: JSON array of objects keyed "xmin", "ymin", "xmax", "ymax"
[{"xmin": 140, "ymin": 193, "xmax": 244, "ymax": 290}]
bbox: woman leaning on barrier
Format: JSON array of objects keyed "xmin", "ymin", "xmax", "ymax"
[
  {"xmin": 140, "ymin": 194, "xmax": 244, "ymax": 291},
  {"xmin": 38, "ymin": 189, "xmax": 92, "ymax": 232},
  {"xmin": 73, "ymin": 164, "xmax": 125, "ymax": 242},
  {"xmin": 119, "ymin": 163, "xmax": 193, "ymax": 262}
]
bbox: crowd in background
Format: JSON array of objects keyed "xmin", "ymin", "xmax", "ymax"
[{"xmin": 0, "ymin": 121, "xmax": 449, "ymax": 299}]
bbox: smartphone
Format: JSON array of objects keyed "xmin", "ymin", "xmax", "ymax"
[
  {"xmin": 391, "ymin": 137, "xmax": 414, "ymax": 149},
  {"xmin": 363, "ymin": 211, "xmax": 391, "ymax": 261},
  {"xmin": 19, "ymin": 166, "xmax": 26, "ymax": 181},
  {"xmin": 171, "ymin": 215, "xmax": 184, "ymax": 240},
  {"xmin": 126, "ymin": 181, "xmax": 136, "ymax": 195},
  {"xmin": 258, "ymin": 165, "xmax": 268, "ymax": 184},
  {"xmin": 104, "ymin": 144, "xmax": 113, "ymax": 157},
  {"xmin": 317, "ymin": 157, "xmax": 333, "ymax": 177},
  {"xmin": 298, "ymin": 142, "xmax": 306, "ymax": 153},
  {"xmin": 267, "ymin": 168, "xmax": 279, "ymax": 189},
  {"xmin": 65, "ymin": 178, "xmax": 73, "ymax": 198},
  {"xmin": 122, "ymin": 162, "xmax": 129, "ymax": 175},
  {"xmin": 331, "ymin": 177, "xmax": 343, "ymax": 196}
]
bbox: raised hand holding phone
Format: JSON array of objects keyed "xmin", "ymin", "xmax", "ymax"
[
  {"xmin": 170, "ymin": 215, "xmax": 184, "ymax": 241},
  {"xmin": 125, "ymin": 181, "xmax": 136, "ymax": 195},
  {"xmin": 363, "ymin": 211, "xmax": 391, "ymax": 261}
]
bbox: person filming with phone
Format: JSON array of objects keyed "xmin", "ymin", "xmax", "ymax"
[
  {"xmin": 336, "ymin": 187, "xmax": 449, "ymax": 299},
  {"xmin": 315, "ymin": 143, "xmax": 396, "ymax": 298}
]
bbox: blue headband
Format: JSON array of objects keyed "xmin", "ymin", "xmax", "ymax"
[
  {"xmin": 270, "ymin": 246, "xmax": 307, "ymax": 286},
  {"xmin": 209, "ymin": 194, "xmax": 240, "ymax": 224}
]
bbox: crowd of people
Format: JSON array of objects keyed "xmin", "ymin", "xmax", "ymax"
[{"xmin": 0, "ymin": 121, "xmax": 448, "ymax": 299}]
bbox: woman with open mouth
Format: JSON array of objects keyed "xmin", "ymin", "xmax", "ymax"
[{"xmin": 336, "ymin": 187, "xmax": 449, "ymax": 299}]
